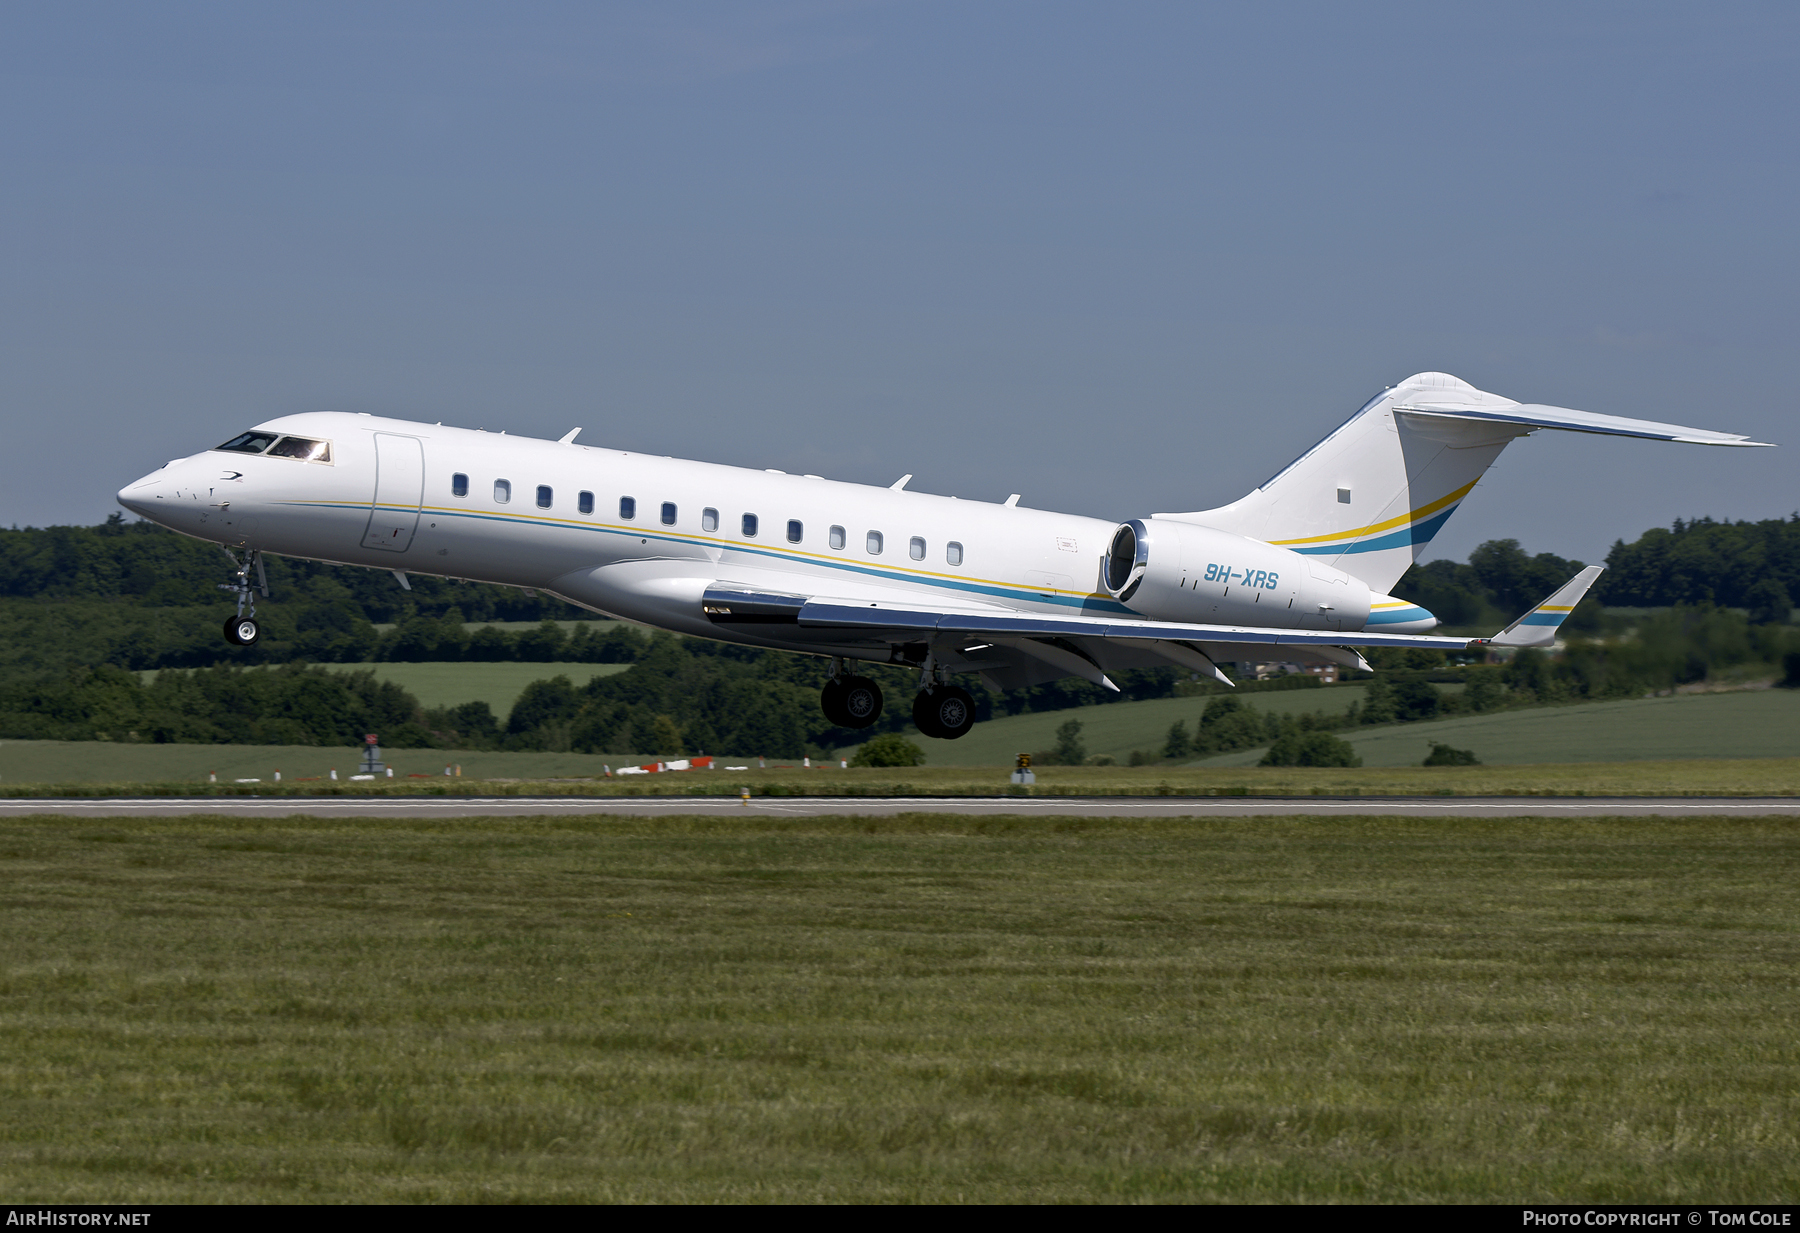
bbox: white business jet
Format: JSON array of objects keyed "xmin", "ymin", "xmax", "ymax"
[{"xmin": 116, "ymin": 372, "xmax": 1769, "ymax": 739}]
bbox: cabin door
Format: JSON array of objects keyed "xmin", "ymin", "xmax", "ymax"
[{"xmin": 362, "ymin": 433, "xmax": 424, "ymax": 552}]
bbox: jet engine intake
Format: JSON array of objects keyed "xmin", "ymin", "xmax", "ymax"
[{"xmin": 1103, "ymin": 520, "xmax": 1150, "ymax": 601}]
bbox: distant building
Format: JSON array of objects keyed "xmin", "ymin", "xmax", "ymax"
[{"xmin": 1250, "ymin": 661, "xmax": 1338, "ymax": 683}]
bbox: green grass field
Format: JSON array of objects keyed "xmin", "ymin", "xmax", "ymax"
[
  {"xmin": 915, "ymin": 687, "xmax": 1369, "ymax": 765},
  {"xmin": 0, "ymin": 739, "xmax": 638, "ymax": 784},
  {"xmin": 917, "ymin": 685, "xmax": 1800, "ymax": 768},
  {"xmin": 1194, "ymin": 689, "xmax": 1800, "ymax": 768},
  {"xmin": 143, "ymin": 661, "xmax": 632, "ymax": 716},
  {"xmin": 3, "ymin": 812, "xmax": 1796, "ymax": 1202},
  {"xmin": 330, "ymin": 661, "xmax": 631, "ymax": 713},
  {"xmin": 9, "ymin": 681, "xmax": 1800, "ymax": 791},
  {"xmin": 5, "ymin": 751, "xmax": 1800, "ymax": 802}
]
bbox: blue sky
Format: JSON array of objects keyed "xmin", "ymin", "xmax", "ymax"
[{"xmin": 3, "ymin": 2, "xmax": 1794, "ymax": 564}]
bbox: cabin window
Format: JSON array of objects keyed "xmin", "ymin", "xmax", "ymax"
[
  {"xmin": 452, "ymin": 473, "xmax": 469, "ymax": 498},
  {"xmin": 829, "ymin": 525, "xmax": 846, "ymax": 550},
  {"xmin": 946, "ymin": 541, "xmax": 964, "ymax": 566},
  {"xmin": 787, "ymin": 519, "xmax": 803, "ymax": 544},
  {"xmin": 742, "ymin": 513, "xmax": 759, "ymax": 538},
  {"xmin": 702, "ymin": 508, "xmax": 719, "ymax": 532},
  {"xmin": 494, "ymin": 479, "xmax": 511, "ymax": 504},
  {"xmin": 578, "ymin": 491, "xmax": 593, "ymax": 514},
  {"xmin": 620, "ymin": 496, "xmax": 636, "ymax": 520},
  {"xmin": 909, "ymin": 536, "xmax": 925, "ymax": 561},
  {"xmin": 215, "ymin": 431, "xmax": 279, "ymax": 454},
  {"xmin": 536, "ymin": 485, "xmax": 553, "ymax": 509},
  {"xmin": 661, "ymin": 502, "xmax": 677, "ymax": 526},
  {"xmin": 267, "ymin": 436, "xmax": 332, "ymax": 463},
  {"xmin": 866, "ymin": 530, "xmax": 883, "ymax": 555}
]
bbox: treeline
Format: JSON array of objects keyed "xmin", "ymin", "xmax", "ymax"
[
  {"xmin": 4, "ymin": 607, "xmax": 1794, "ymax": 756},
  {"xmin": 419, "ymin": 634, "xmax": 1179, "ymax": 757},
  {"xmin": 3, "ymin": 513, "xmax": 1791, "ymax": 679},
  {"xmin": 0, "ymin": 604, "xmax": 642, "ymax": 679},
  {"xmin": 1601, "ymin": 516, "xmax": 1799, "ymax": 616},
  {"xmin": 1395, "ymin": 515, "xmax": 1800, "ymax": 632},
  {"xmin": 0, "ymin": 664, "xmax": 432, "ymax": 747},
  {"xmin": 0, "ymin": 514, "xmax": 1794, "ymax": 756},
  {"xmin": 0, "ymin": 632, "xmax": 1181, "ymax": 756},
  {"xmin": 0, "ymin": 515, "xmax": 586, "ymax": 619}
]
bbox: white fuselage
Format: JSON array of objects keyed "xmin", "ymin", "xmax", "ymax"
[{"xmin": 118, "ymin": 411, "xmax": 1414, "ymax": 662}]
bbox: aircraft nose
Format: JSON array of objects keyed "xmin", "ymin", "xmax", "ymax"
[{"xmin": 116, "ymin": 468, "xmax": 170, "ymax": 520}]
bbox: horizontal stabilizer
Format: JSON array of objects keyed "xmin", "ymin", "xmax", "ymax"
[
  {"xmin": 1395, "ymin": 401, "xmax": 1773, "ymax": 447},
  {"xmin": 1484, "ymin": 565, "xmax": 1606, "ymax": 648}
]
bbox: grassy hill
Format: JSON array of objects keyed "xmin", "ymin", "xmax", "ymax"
[
  {"xmin": 912, "ymin": 686, "xmax": 1367, "ymax": 765},
  {"xmin": 0, "ymin": 741, "xmax": 637, "ymax": 784},
  {"xmin": 330, "ymin": 661, "xmax": 632, "ymax": 714},
  {"xmin": 141, "ymin": 661, "xmax": 632, "ymax": 717},
  {"xmin": 908, "ymin": 685, "xmax": 1800, "ymax": 769},
  {"xmin": 1194, "ymin": 688, "xmax": 1800, "ymax": 768}
]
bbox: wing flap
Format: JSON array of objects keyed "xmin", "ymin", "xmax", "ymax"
[{"xmin": 795, "ymin": 598, "xmax": 1475, "ymax": 651}]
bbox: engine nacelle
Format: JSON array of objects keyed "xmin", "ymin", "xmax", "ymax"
[{"xmin": 1101, "ymin": 518, "xmax": 1374, "ymax": 631}]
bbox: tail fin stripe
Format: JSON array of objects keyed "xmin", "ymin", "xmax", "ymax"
[
  {"xmin": 1288, "ymin": 502, "xmax": 1463, "ymax": 556},
  {"xmin": 1268, "ymin": 479, "xmax": 1479, "ymax": 548}
]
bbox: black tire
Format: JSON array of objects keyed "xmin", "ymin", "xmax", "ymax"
[
  {"xmin": 912, "ymin": 688, "xmax": 945, "ymax": 739},
  {"xmin": 223, "ymin": 616, "xmax": 260, "ymax": 646},
  {"xmin": 820, "ymin": 678, "xmax": 851, "ymax": 726},
  {"xmin": 915, "ymin": 684, "xmax": 976, "ymax": 740},
  {"xmin": 838, "ymin": 676, "xmax": 883, "ymax": 729}
]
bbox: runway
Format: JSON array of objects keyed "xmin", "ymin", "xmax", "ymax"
[{"xmin": 3, "ymin": 795, "xmax": 1798, "ymax": 818}]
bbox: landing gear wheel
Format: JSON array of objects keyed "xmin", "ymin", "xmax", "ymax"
[
  {"xmin": 836, "ymin": 676, "xmax": 883, "ymax": 729},
  {"xmin": 820, "ymin": 678, "xmax": 851, "ymax": 726},
  {"xmin": 223, "ymin": 616, "xmax": 260, "ymax": 647},
  {"xmin": 913, "ymin": 685, "xmax": 976, "ymax": 740}
]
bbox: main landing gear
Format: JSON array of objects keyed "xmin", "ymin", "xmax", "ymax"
[
  {"xmin": 912, "ymin": 652, "xmax": 976, "ymax": 740},
  {"xmin": 912, "ymin": 684, "xmax": 976, "ymax": 740},
  {"xmin": 818, "ymin": 657, "xmax": 978, "ymax": 740},
  {"xmin": 820, "ymin": 660, "xmax": 884, "ymax": 729},
  {"xmin": 219, "ymin": 547, "xmax": 269, "ymax": 647}
]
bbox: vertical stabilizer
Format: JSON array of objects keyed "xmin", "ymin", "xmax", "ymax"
[
  {"xmin": 1153, "ymin": 373, "xmax": 1530, "ymax": 594},
  {"xmin": 1154, "ymin": 373, "xmax": 1769, "ymax": 595}
]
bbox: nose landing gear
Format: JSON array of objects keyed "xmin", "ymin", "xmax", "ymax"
[{"xmin": 219, "ymin": 548, "xmax": 269, "ymax": 647}]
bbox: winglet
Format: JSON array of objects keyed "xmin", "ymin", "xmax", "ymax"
[
  {"xmin": 1481, "ymin": 565, "xmax": 1605, "ymax": 647},
  {"xmin": 558, "ymin": 428, "xmax": 582, "ymax": 445}
]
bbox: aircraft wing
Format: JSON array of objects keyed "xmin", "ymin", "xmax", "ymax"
[
  {"xmin": 707, "ymin": 571, "xmax": 1620, "ymax": 692},
  {"xmin": 701, "ymin": 584, "xmax": 1473, "ymax": 651},
  {"xmin": 699, "ymin": 584, "xmax": 1480, "ymax": 693},
  {"xmin": 794, "ymin": 597, "xmax": 1474, "ymax": 650}
]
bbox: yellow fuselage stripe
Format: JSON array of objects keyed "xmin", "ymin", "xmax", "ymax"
[{"xmin": 1267, "ymin": 479, "xmax": 1479, "ymax": 547}]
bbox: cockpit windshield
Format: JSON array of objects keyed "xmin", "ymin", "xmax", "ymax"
[
  {"xmin": 216, "ymin": 431, "xmax": 279, "ymax": 454},
  {"xmin": 213, "ymin": 432, "xmax": 332, "ymax": 463},
  {"xmin": 266, "ymin": 436, "xmax": 332, "ymax": 463}
]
